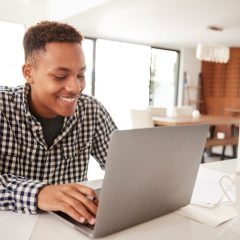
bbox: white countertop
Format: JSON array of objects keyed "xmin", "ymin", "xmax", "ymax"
[{"xmin": 2, "ymin": 159, "xmax": 240, "ymax": 240}]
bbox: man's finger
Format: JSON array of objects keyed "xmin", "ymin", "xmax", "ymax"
[
  {"xmin": 58, "ymin": 202, "xmax": 86, "ymax": 223},
  {"xmin": 75, "ymin": 184, "xmax": 99, "ymax": 202},
  {"xmin": 61, "ymin": 193, "xmax": 96, "ymax": 224},
  {"xmin": 68, "ymin": 188, "xmax": 98, "ymax": 215}
]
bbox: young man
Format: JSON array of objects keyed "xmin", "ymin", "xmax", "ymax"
[{"xmin": 0, "ymin": 21, "xmax": 117, "ymax": 225}]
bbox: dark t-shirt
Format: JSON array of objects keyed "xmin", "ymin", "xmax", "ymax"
[{"xmin": 37, "ymin": 115, "xmax": 64, "ymax": 147}]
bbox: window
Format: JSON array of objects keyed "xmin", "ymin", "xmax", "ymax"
[
  {"xmin": 0, "ymin": 21, "xmax": 25, "ymax": 87},
  {"xmin": 95, "ymin": 39, "xmax": 151, "ymax": 129},
  {"xmin": 149, "ymin": 48, "xmax": 180, "ymax": 107},
  {"xmin": 87, "ymin": 39, "xmax": 151, "ymax": 180}
]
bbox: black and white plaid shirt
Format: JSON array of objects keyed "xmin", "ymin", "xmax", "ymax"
[{"xmin": 0, "ymin": 84, "xmax": 117, "ymax": 214}]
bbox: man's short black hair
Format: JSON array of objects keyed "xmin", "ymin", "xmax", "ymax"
[{"xmin": 23, "ymin": 21, "xmax": 83, "ymax": 63}]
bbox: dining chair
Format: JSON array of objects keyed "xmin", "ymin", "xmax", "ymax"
[
  {"xmin": 130, "ymin": 109, "xmax": 154, "ymax": 129},
  {"xmin": 148, "ymin": 107, "xmax": 167, "ymax": 117},
  {"xmin": 175, "ymin": 106, "xmax": 194, "ymax": 116}
]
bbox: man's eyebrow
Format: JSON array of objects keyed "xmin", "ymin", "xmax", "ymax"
[
  {"xmin": 79, "ymin": 66, "xmax": 86, "ymax": 72},
  {"xmin": 52, "ymin": 66, "xmax": 86, "ymax": 72}
]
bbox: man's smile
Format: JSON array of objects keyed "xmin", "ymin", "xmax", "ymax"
[{"xmin": 58, "ymin": 96, "xmax": 79, "ymax": 103}]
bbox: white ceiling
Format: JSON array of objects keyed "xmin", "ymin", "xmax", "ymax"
[
  {"xmin": 63, "ymin": 0, "xmax": 240, "ymax": 48},
  {"xmin": 1, "ymin": 0, "xmax": 240, "ymax": 49},
  {"xmin": 43, "ymin": 0, "xmax": 111, "ymax": 22}
]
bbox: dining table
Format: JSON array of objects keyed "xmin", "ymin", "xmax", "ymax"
[{"xmin": 153, "ymin": 114, "xmax": 240, "ymax": 160}]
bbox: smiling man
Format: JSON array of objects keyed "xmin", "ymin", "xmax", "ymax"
[{"xmin": 0, "ymin": 21, "xmax": 117, "ymax": 225}]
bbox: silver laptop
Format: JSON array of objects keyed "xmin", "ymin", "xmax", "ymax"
[{"xmin": 54, "ymin": 124, "xmax": 208, "ymax": 238}]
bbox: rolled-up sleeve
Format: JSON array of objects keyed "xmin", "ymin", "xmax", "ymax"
[
  {"xmin": 91, "ymin": 104, "xmax": 117, "ymax": 169},
  {"xmin": 0, "ymin": 174, "xmax": 47, "ymax": 214}
]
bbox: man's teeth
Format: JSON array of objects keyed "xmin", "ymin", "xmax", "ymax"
[{"xmin": 59, "ymin": 97, "xmax": 77, "ymax": 102}]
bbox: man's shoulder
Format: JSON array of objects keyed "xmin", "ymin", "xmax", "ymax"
[
  {"xmin": 0, "ymin": 85, "xmax": 23, "ymax": 97},
  {"xmin": 0, "ymin": 85, "xmax": 24, "ymax": 109}
]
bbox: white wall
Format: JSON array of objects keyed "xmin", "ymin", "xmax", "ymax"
[
  {"xmin": 26, "ymin": 0, "xmax": 47, "ymax": 26},
  {"xmin": 0, "ymin": 0, "xmax": 47, "ymax": 26},
  {"xmin": 0, "ymin": 0, "xmax": 113, "ymax": 26},
  {"xmin": 0, "ymin": 0, "xmax": 28, "ymax": 24},
  {"xmin": 178, "ymin": 48, "xmax": 201, "ymax": 109}
]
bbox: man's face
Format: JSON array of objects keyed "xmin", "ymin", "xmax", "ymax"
[{"xmin": 23, "ymin": 42, "xmax": 86, "ymax": 118}]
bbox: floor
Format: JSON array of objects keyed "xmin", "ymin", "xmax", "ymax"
[{"xmin": 204, "ymin": 145, "xmax": 236, "ymax": 163}]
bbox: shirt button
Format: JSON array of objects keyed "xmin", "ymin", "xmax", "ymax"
[{"xmin": 32, "ymin": 126, "xmax": 39, "ymax": 131}]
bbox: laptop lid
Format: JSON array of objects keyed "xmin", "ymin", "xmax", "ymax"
[{"xmin": 92, "ymin": 124, "xmax": 208, "ymax": 237}]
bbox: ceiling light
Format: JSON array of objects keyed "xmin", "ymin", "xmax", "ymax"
[
  {"xmin": 196, "ymin": 43, "xmax": 230, "ymax": 63},
  {"xmin": 207, "ymin": 25, "xmax": 223, "ymax": 31}
]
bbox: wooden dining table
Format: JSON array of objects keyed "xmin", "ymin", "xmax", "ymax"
[
  {"xmin": 153, "ymin": 114, "xmax": 240, "ymax": 161},
  {"xmin": 153, "ymin": 114, "xmax": 240, "ymax": 127}
]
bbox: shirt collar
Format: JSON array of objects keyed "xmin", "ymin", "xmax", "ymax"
[{"xmin": 23, "ymin": 83, "xmax": 34, "ymax": 119}]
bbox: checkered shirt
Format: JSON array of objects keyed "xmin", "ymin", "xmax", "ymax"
[{"xmin": 0, "ymin": 84, "xmax": 117, "ymax": 214}]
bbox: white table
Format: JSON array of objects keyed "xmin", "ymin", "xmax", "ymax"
[{"xmin": 2, "ymin": 160, "xmax": 240, "ymax": 240}]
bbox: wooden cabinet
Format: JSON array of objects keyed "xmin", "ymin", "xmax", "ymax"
[{"xmin": 200, "ymin": 48, "xmax": 240, "ymax": 116}]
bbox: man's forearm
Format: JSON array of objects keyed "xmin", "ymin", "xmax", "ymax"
[{"xmin": 0, "ymin": 174, "xmax": 47, "ymax": 213}]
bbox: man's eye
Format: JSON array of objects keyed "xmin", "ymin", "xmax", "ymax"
[
  {"xmin": 54, "ymin": 75, "xmax": 66, "ymax": 80},
  {"xmin": 77, "ymin": 75, "xmax": 85, "ymax": 80}
]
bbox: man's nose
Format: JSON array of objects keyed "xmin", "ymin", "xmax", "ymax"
[{"xmin": 65, "ymin": 77, "xmax": 83, "ymax": 93}]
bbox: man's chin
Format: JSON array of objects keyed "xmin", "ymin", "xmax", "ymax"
[{"xmin": 58, "ymin": 109, "xmax": 76, "ymax": 117}]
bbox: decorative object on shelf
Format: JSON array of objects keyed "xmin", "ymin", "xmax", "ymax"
[
  {"xmin": 192, "ymin": 110, "xmax": 201, "ymax": 119},
  {"xmin": 196, "ymin": 43, "xmax": 230, "ymax": 63},
  {"xmin": 182, "ymin": 71, "xmax": 201, "ymax": 110}
]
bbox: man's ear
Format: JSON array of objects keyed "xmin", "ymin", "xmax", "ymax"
[{"xmin": 22, "ymin": 64, "xmax": 33, "ymax": 84}]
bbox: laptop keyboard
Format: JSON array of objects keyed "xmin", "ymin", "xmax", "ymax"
[
  {"xmin": 55, "ymin": 211, "xmax": 96, "ymax": 229},
  {"xmin": 83, "ymin": 222, "xmax": 95, "ymax": 230}
]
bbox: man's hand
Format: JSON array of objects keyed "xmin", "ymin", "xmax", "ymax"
[{"xmin": 37, "ymin": 183, "xmax": 99, "ymax": 225}]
